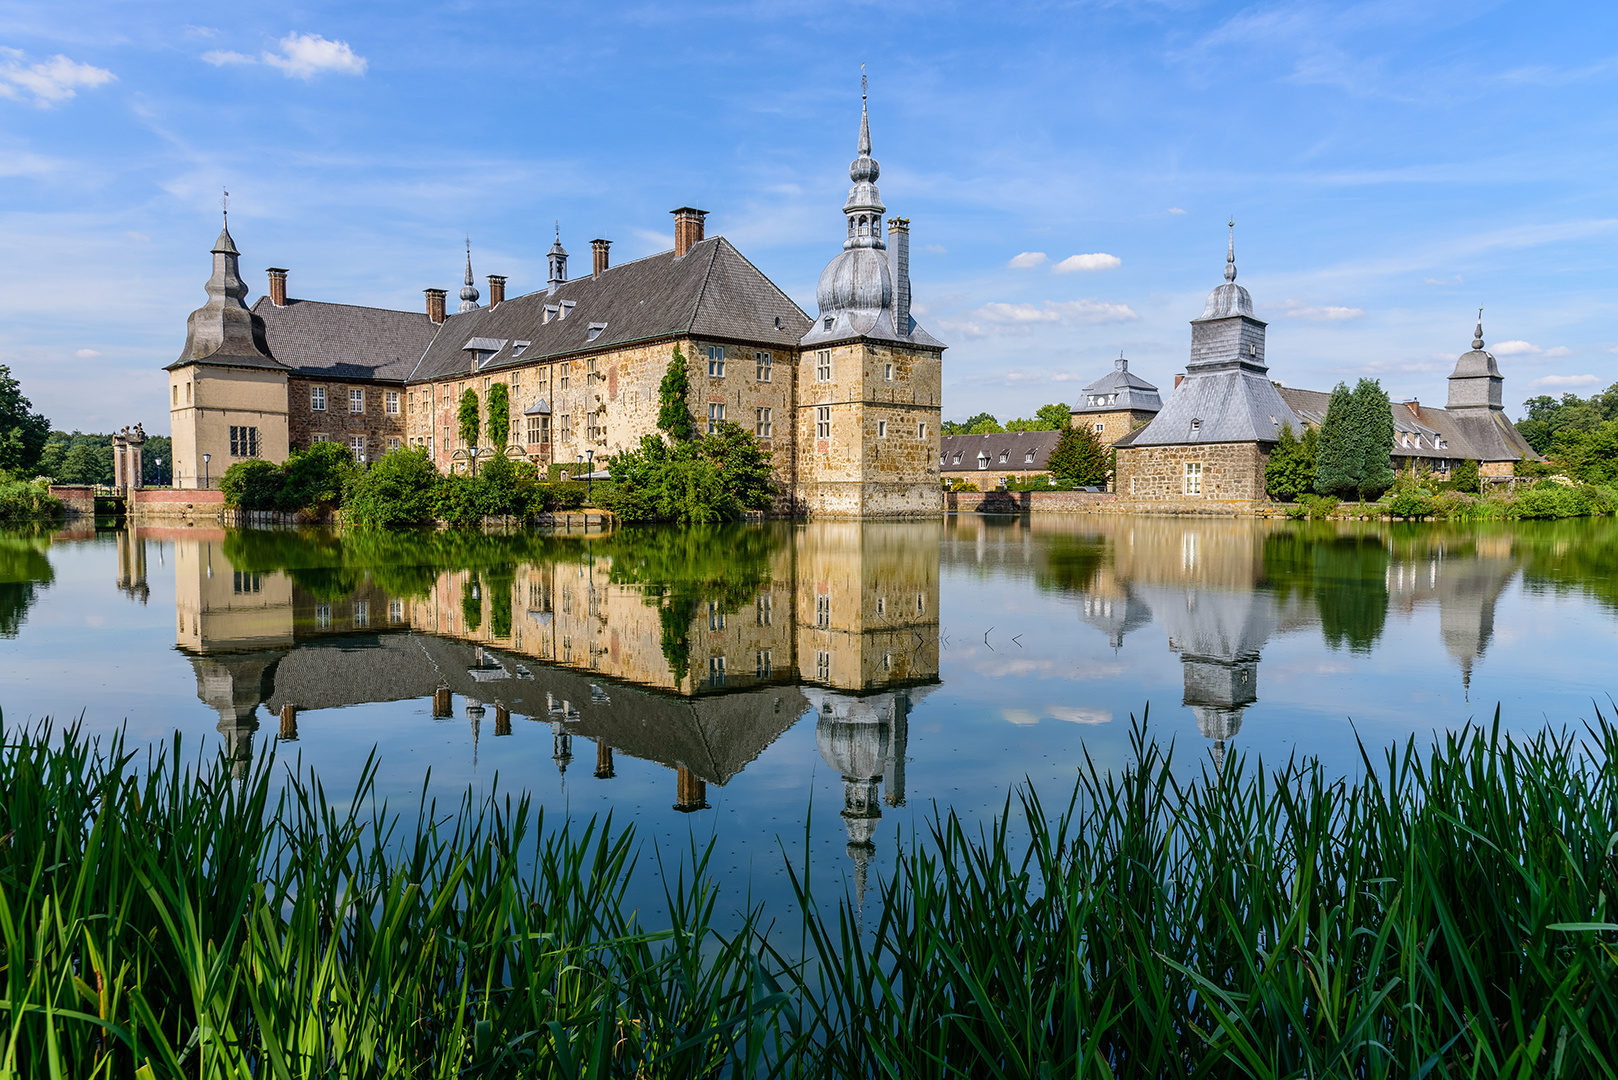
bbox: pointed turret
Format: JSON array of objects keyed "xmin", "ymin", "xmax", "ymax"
[
  {"xmin": 1447, "ymin": 308, "xmax": 1505, "ymax": 411},
  {"xmin": 458, "ymin": 239, "xmax": 481, "ymax": 313},
  {"xmin": 547, "ymin": 226, "xmax": 568, "ymax": 295},
  {"xmin": 172, "ymin": 216, "xmax": 280, "ymax": 368}
]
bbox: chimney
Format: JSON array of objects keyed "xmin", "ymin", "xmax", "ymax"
[
  {"xmin": 1174, "ymin": 374, "xmax": 1185, "ymax": 390},
  {"xmin": 671, "ymin": 207, "xmax": 707, "ymax": 257},
  {"xmin": 266, "ymin": 268, "xmax": 288, "ymax": 307},
  {"xmin": 887, "ymin": 217, "xmax": 911, "ymax": 336},
  {"xmin": 1404, "ymin": 398, "xmax": 1421, "ymax": 420},
  {"xmin": 591, "ymin": 238, "xmax": 611, "ymax": 277},
  {"xmin": 424, "ymin": 288, "xmax": 447, "ymax": 325},
  {"xmin": 487, "ymin": 275, "xmax": 506, "ymax": 308}
]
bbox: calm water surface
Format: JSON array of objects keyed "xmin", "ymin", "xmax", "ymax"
[{"xmin": 3, "ymin": 515, "xmax": 1616, "ymax": 918}]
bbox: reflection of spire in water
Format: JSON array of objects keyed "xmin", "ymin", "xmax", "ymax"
[
  {"xmin": 1388, "ymin": 542, "xmax": 1519, "ymax": 699},
  {"xmin": 552, "ymin": 723, "xmax": 573, "ymax": 781},
  {"xmin": 1075, "ymin": 587, "xmax": 1153, "ymax": 652},
  {"xmin": 190, "ymin": 651, "xmax": 284, "ymax": 780},
  {"xmin": 811, "ymin": 686, "xmax": 920, "ymax": 914},
  {"xmin": 466, "ymin": 700, "xmax": 485, "ymax": 770}
]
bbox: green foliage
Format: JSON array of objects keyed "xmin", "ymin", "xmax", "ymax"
[
  {"xmin": 219, "ymin": 459, "xmax": 285, "ymax": 509},
  {"xmin": 476, "ymin": 453, "xmax": 542, "ymax": 517},
  {"xmin": 604, "ymin": 423, "xmax": 774, "ymax": 523},
  {"xmin": 457, "ymin": 387, "xmax": 480, "ymax": 450},
  {"xmin": 0, "ymin": 364, "xmax": 50, "ymax": 475},
  {"xmin": 279, "ymin": 441, "xmax": 356, "ymax": 513},
  {"xmin": 58, "ymin": 440, "xmax": 112, "ymax": 485},
  {"xmin": 1387, "ymin": 489, "xmax": 1436, "ymax": 518},
  {"xmin": 1551, "ymin": 416, "xmax": 1618, "ymax": 485},
  {"xmin": 1516, "ymin": 383, "xmax": 1618, "ymax": 454},
  {"xmin": 486, "ymin": 381, "xmax": 511, "ymax": 448},
  {"xmin": 943, "ymin": 411, "xmax": 1001, "ymax": 435},
  {"xmin": 1046, "ymin": 423, "xmax": 1111, "ymax": 485},
  {"xmin": 1265, "ymin": 422, "xmax": 1318, "ymax": 501},
  {"xmin": 0, "ymin": 477, "xmax": 61, "ymax": 523},
  {"xmin": 1448, "ymin": 457, "xmax": 1481, "ymax": 494},
  {"xmin": 1352, "ymin": 378, "xmax": 1396, "ymax": 499},
  {"xmin": 1315, "ymin": 379, "xmax": 1395, "ymax": 500},
  {"xmin": 1002, "ymin": 404, "xmax": 1072, "ymax": 432},
  {"xmin": 657, "ymin": 346, "xmax": 695, "ymax": 440},
  {"xmin": 1298, "ymin": 493, "xmax": 1339, "ymax": 519},
  {"xmin": 948, "ymin": 480, "xmax": 980, "ymax": 492},
  {"xmin": 1313, "ymin": 383, "xmax": 1358, "ymax": 497},
  {"xmin": 1263, "ymin": 529, "xmax": 1390, "ymax": 652},
  {"xmin": 0, "ymin": 530, "xmax": 54, "ymax": 636},
  {"xmin": 460, "ymin": 573, "xmax": 484, "ymax": 631},
  {"xmin": 344, "ymin": 447, "xmax": 441, "ymax": 526}
]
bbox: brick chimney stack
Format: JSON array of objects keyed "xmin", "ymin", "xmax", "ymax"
[
  {"xmin": 591, "ymin": 238, "xmax": 611, "ymax": 277},
  {"xmin": 487, "ymin": 275, "xmax": 506, "ymax": 308},
  {"xmin": 1174, "ymin": 374, "xmax": 1185, "ymax": 390},
  {"xmin": 887, "ymin": 218, "xmax": 911, "ymax": 336},
  {"xmin": 671, "ymin": 207, "xmax": 707, "ymax": 257},
  {"xmin": 266, "ymin": 268, "xmax": 289, "ymax": 307},
  {"xmin": 424, "ymin": 288, "xmax": 447, "ymax": 325}
]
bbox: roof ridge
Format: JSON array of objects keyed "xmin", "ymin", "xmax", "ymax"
[{"xmin": 254, "ymin": 295, "xmax": 428, "ymax": 318}]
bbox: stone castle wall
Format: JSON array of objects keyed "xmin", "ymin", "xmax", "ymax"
[
  {"xmin": 1073, "ymin": 407, "xmax": 1157, "ymax": 447},
  {"xmin": 286, "ymin": 376, "xmax": 407, "ymax": 459},
  {"xmin": 1116, "ymin": 441, "xmax": 1270, "ymax": 503}
]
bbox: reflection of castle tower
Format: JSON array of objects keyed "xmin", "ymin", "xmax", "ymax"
[
  {"xmin": 1147, "ymin": 586, "xmax": 1280, "ymax": 770},
  {"xmin": 115, "ymin": 528, "xmax": 150, "ymax": 604},
  {"xmin": 1075, "ymin": 587, "xmax": 1153, "ymax": 651},
  {"xmin": 1436, "ymin": 547, "xmax": 1517, "ymax": 697},
  {"xmin": 810, "ymin": 685, "xmax": 925, "ymax": 910},
  {"xmin": 191, "ymin": 651, "xmax": 284, "ymax": 778}
]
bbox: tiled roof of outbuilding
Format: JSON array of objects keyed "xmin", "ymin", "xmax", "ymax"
[
  {"xmin": 251, "ymin": 297, "xmax": 439, "ymax": 382},
  {"xmin": 940, "ymin": 431, "xmax": 1062, "ymax": 472},
  {"xmin": 1274, "ymin": 386, "xmax": 1538, "ymax": 464},
  {"xmin": 406, "ymin": 236, "xmax": 812, "ymax": 383}
]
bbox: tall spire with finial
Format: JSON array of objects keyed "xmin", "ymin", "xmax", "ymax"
[
  {"xmin": 842, "ymin": 66, "xmax": 885, "ymax": 252},
  {"xmin": 458, "ymin": 237, "xmax": 480, "ymax": 312},
  {"xmin": 1473, "ymin": 307, "xmax": 1484, "ymax": 350},
  {"xmin": 1224, "ymin": 219, "xmax": 1237, "ymax": 282},
  {"xmin": 547, "ymin": 223, "xmax": 569, "ymax": 296}
]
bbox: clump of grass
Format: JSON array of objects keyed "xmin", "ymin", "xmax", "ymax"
[{"xmin": 4, "ymin": 712, "xmax": 1616, "ymax": 1078}]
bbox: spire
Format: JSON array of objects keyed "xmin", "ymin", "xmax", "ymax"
[
  {"xmin": 1224, "ymin": 219, "xmax": 1237, "ymax": 283},
  {"xmin": 858, "ymin": 67, "xmax": 871, "ymax": 157},
  {"xmin": 547, "ymin": 224, "xmax": 568, "ymax": 295},
  {"xmin": 1472, "ymin": 307, "xmax": 1484, "ymax": 350},
  {"xmin": 842, "ymin": 73, "xmax": 885, "ymax": 250},
  {"xmin": 458, "ymin": 237, "xmax": 480, "ymax": 312},
  {"xmin": 175, "ymin": 216, "xmax": 276, "ymax": 366}
]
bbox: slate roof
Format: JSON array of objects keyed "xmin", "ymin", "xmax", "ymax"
[
  {"xmin": 1073, "ymin": 358, "xmax": 1162, "ymax": 414},
  {"xmin": 251, "ymin": 297, "xmax": 439, "ymax": 382},
  {"xmin": 1275, "ymin": 386, "xmax": 1538, "ymax": 464},
  {"xmin": 1122, "ymin": 367, "xmax": 1298, "ymax": 448},
  {"xmin": 940, "ymin": 431, "xmax": 1062, "ymax": 473},
  {"xmin": 406, "ymin": 236, "xmax": 812, "ymax": 383}
]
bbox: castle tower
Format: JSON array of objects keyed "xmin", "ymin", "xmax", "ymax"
[
  {"xmin": 1447, "ymin": 310, "xmax": 1503, "ymax": 411},
  {"xmin": 797, "ymin": 83, "xmax": 947, "ymax": 517}
]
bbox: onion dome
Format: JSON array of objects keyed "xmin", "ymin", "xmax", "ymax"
[
  {"xmin": 1199, "ymin": 221, "xmax": 1254, "ymax": 319},
  {"xmin": 812, "ymin": 87, "xmax": 895, "ymax": 336},
  {"xmin": 458, "ymin": 239, "xmax": 481, "ymax": 312},
  {"xmin": 1451, "ymin": 309, "xmax": 1501, "ymax": 380}
]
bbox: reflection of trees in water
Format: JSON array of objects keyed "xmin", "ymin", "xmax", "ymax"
[
  {"xmin": 1032, "ymin": 535, "xmax": 1108, "ymax": 596},
  {"xmin": 1510, "ymin": 518, "xmax": 1618, "ymax": 613},
  {"xmin": 1263, "ymin": 527, "xmax": 1390, "ymax": 654},
  {"xmin": 0, "ymin": 534, "xmax": 54, "ymax": 638}
]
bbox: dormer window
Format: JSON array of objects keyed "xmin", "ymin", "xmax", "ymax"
[
  {"xmin": 559, "ymin": 301, "xmax": 576, "ymax": 320},
  {"xmin": 513, "ymin": 340, "xmax": 530, "ymax": 357},
  {"xmin": 1191, "ymin": 418, "xmax": 1202, "ymax": 432},
  {"xmin": 586, "ymin": 322, "xmax": 607, "ymax": 342},
  {"xmin": 824, "ymin": 317, "xmax": 833, "ymax": 330},
  {"xmin": 999, "ymin": 451, "xmax": 1008, "ymax": 463},
  {"xmin": 952, "ymin": 453, "xmax": 962, "ymax": 465},
  {"xmin": 977, "ymin": 454, "xmax": 989, "ymax": 470},
  {"xmin": 543, "ymin": 305, "xmax": 559, "ymax": 323},
  {"xmin": 1249, "ymin": 345, "xmax": 1258, "ymax": 356},
  {"xmin": 1025, "ymin": 450, "xmax": 1035, "ymax": 463}
]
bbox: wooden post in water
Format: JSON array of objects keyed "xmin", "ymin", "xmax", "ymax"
[
  {"xmin": 433, "ymin": 686, "xmax": 452, "ymax": 718},
  {"xmin": 594, "ymin": 739, "xmax": 614, "ymax": 779},
  {"xmin": 674, "ymin": 765, "xmax": 707, "ymax": 813},
  {"xmin": 279, "ymin": 704, "xmax": 298, "ymax": 741},
  {"xmin": 494, "ymin": 704, "xmax": 511, "ymax": 736}
]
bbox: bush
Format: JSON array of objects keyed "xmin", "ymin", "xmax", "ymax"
[
  {"xmin": 344, "ymin": 448, "xmax": 441, "ymax": 527},
  {"xmin": 279, "ymin": 442, "xmax": 356, "ymax": 513},
  {"xmin": 603, "ymin": 424, "xmax": 774, "ymax": 523},
  {"xmin": 949, "ymin": 480, "xmax": 980, "ymax": 492},
  {"xmin": 0, "ymin": 476, "xmax": 61, "ymax": 520},
  {"xmin": 1386, "ymin": 490, "xmax": 1435, "ymax": 519},
  {"xmin": 1047, "ymin": 425, "xmax": 1111, "ymax": 486},
  {"xmin": 1298, "ymin": 493, "xmax": 1339, "ymax": 519},
  {"xmin": 220, "ymin": 459, "xmax": 285, "ymax": 510},
  {"xmin": 1265, "ymin": 422, "xmax": 1317, "ymax": 501}
]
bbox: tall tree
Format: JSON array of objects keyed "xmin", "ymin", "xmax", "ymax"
[
  {"xmin": 0, "ymin": 365, "xmax": 50, "ymax": 475},
  {"xmin": 1313, "ymin": 383, "xmax": 1359, "ymax": 498},
  {"xmin": 657, "ymin": 347, "xmax": 695, "ymax": 440},
  {"xmin": 1047, "ymin": 424, "xmax": 1111, "ymax": 484},
  {"xmin": 1351, "ymin": 378, "xmax": 1395, "ymax": 500}
]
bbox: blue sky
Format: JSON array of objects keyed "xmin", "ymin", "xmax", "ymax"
[{"xmin": 3, "ymin": 0, "xmax": 1615, "ymax": 434}]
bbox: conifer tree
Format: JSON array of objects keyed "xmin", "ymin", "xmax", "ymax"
[
  {"xmin": 1047, "ymin": 424, "xmax": 1110, "ymax": 484},
  {"xmin": 1351, "ymin": 378, "xmax": 1395, "ymax": 500},
  {"xmin": 1313, "ymin": 383, "xmax": 1359, "ymax": 498},
  {"xmin": 1265, "ymin": 422, "xmax": 1317, "ymax": 501},
  {"xmin": 657, "ymin": 347, "xmax": 695, "ymax": 441}
]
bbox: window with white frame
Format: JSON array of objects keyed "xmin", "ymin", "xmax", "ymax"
[
  {"xmin": 884, "ymin": 363, "xmax": 893, "ymax": 381},
  {"xmin": 708, "ymin": 601, "xmax": 725, "ymax": 631},
  {"xmin": 312, "ymin": 433, "xmax": 329, "ymax": 443},
  {"xmin": 353, "ymin": 600, "xmax": 369, "ymax": 627},
  {"xmin": 586, "ymin": 359, "xmax": 597, "ymax": 386},
  {"xmin": 559, "ymin": 415, "xmax": 572, "ymax": 441},
  {"xmin": 755, "ymin": 407, "xmax": 772, "ymax": 438},
  {"xmin": 1184, "ymin": 461, "xmax": 1203, "ymax": 495},
  {"xmin": 1094, "ymin": 422, "xmax": 1104, "ymax": 434},
  {"xmin": 816, "ymin": 351, "xmax": 831, "ymax": 382},
  {"xmin": 389, "ymin": 599, "xmax": 404, "ymax": 623},
  {"xmin": 388, "ymin": 437, "xmax": 401, "ymax": 451},
  {"xmin": 385, "ymin": 391, "xmax": 399, "ymax": 415},
  {"xmin": 756, "ymin": 593, "xmax": 772, "ymax": 625},
  {"xmin": 350, "ymin": 435, "xmax": 366, "ymax": 463},
  {"xmin": 1025, "ymin": 450, "xmax": 1035, "ymax": 463},
  {"xmin": 977, "ymin": 454, "xmax": 988, "ymax": 470},
  {"xmin": 349, "ymin": 388, "xmax": 364, "ymax": 413},
  {"xmin": 816, "ymin": 407, "xmax": 831, "ymax": 439},
  {"xmin": 559, "ymin": 365, "xmax": 570, "ymax": 390},
  {"xmin": 708, "ymin": 402, "xmax": 725, "ymax": 433},
  {"xmin": 311, "ymin": 386, "xmax": 326, "ymax": 411},
  {"xmin": 527, "ymin": 414, "xmax": 549, "ymax": 444},
  {"xmin": 816, "ymin": 650, "xmax": 831, "ymax": 681},
  {"xmin": 707, "ymin": 345, "xmax": 725, "ymax": 378},
  {"xmin": 816, "ymin": 595, "xmax": 830, "ymax": 628},
  {"xmin": 755, "ymin": 351, "xmax": 772, "ymax": 381}
]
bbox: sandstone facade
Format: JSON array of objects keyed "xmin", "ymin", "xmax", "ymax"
[{"xmin": 1115, "ymin": 441, "xmax": 1270, "ymax": 504}]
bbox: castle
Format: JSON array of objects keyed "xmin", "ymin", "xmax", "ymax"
[{"xmin": 166, "ymin": 94, "xmax": 946, "ymax": 517}]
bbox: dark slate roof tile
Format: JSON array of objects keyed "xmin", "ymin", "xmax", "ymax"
[{"xmin": 251, "ymin": 297, "xmax": 440, "ymax": 382}]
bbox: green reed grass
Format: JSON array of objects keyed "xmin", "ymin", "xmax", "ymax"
[{"xmin": 3, "ymin": 711, "xmax": 1615, "ymax": 1078}]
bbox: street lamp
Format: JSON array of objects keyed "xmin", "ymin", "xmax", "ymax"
[
  {"xmin": 202, "ymin": 453, "xmax": 210, "ymax": 490},
  {"xmin": 585, "ymin": 448, "xmax": 594, "ymax": 505},
  {"xmin": 469, "ymin": 445, "xmax": 480, "ymax": 476},
  {"xmin": 154, "ymin": 457, "xmax": 164, "ymax": 488}
]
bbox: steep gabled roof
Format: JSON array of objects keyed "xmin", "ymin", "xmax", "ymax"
[
  {"xmin": 1126, "ymin": 366, "xmax": 1298, "ymax": 447},
  {"xmin": 406, "ymin": 236, "xmax": 812, "ymax": 383},
  {"xmin": 251, "ymin": 297, "xmax": 440, "ymax": 382},
  {"xmin": 1275, "ymin": 386, "xmax": 1538, "ymax": 464},
  {"xmin": 940, "ymin": 431, "xmax": 1062, "ymax": 472}
]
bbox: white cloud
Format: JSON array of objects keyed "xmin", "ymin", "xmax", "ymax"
[
  {"xmin": 1048, "ymin": 706, "xmax": 1110, "ymax": 725},
  {"xmin": 1282, "ymin": 300, "xmax": 1364, "ymax": 321},
  {"xmin": 1543, "ymin": 346, "xmax": 1572, "ymax": 357},
  {"xmin": 263, "ymin": 33, "xmax": 368, "ymax": 79},
  {"xmin": 0, "ymin": 49, "xmax": 115, "ymax": 106},
  {"xmin": 1053, "ymin": 252, "xmax": 1121, "ymax": 273},
  {"xmin": 973, "ymin": 298, "xmax": 1138, "ymax": 326},
  {"xmin": 1168, "ymin": 207, "xmax": 1187, "ymax": 215},
  {"xmin": 202, "ymin": 50, "xmax": 256, "ymax": 67},
  {"xmin": 1002, "ymin": 708, "xmax": 1041, "ymax": 726},
  {"xmin": 1529, "ymin": 374, "xmax": 1600, "ymax": 391},
  {"xmin": 1008, "ymin": 251, "xmax": 1047, "ymax": 268},
  {"xmin": 1049, "ymin": 299, "xmax": 1137, "ymax": 322},
  {"xmin": 75, "ymin": 348, "xmax": 100, "ymax": 358},
  {"xmin": 1491, "ymin": 339, "xmax": 1540, "ymax": 356}
]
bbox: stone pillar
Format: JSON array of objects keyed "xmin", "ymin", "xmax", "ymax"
[
  {"xmin": 494, "ymin": 704, "xmax": 511, "ymax": 736},
  {"xmin": 433, "ymin": 686, "xmax": 452, "ymax": 718},
  {"xmin": 112, "ymin": 432, "xmax": 128, "ymax": 491}
]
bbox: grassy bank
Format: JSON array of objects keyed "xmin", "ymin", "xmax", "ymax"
[{"xmin": 3, "ymin": 714, "xmax": 1615, "ymax": 1078}]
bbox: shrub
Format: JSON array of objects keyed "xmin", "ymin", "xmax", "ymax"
[
  {"xmin": 1299, "ymin": 493, "xmax": 1339, "ymax": 519},
  {"xmin": 949, "ymin": 480, "xmax": 980, "ymax": 492},
  {"xmin": 344, "ymin": 448, "xmax": 440, "ymax": 527},
  {"xmin": 477, "ymin": 454, "xmax": 542, "ymax": 518},
  {"xmin": 1047, "ymin": 424, "xmax": 1111, "ymax": 485},
  {"xmin": 1386, "ymin": 490, "xmax": 1435, "ymax": 519},
  {"xmin": 1265, "ymin": 422, "xmax": 1317, "ymax": 501},
  {"xmin": 279, "ymin": 442, "xmax": 356, "ymax": 513},
  {"xmin": 220, "ymin": 459, "xmax": 285, "ymax": 510},
  {"xmin": 604, "ymin": 423, "xmax": 774, "ymax": 523},
  {"xmin": 0, "ymin": 476, "xmax": 61, "ymax": 520}
]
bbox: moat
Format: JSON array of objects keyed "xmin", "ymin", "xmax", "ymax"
[{"xmin": 4, "ymin": 515, "xmax": 1616, "ymax": 917}]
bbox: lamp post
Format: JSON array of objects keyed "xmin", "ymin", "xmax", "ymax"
[
  {"xmin": 154, "ymin": 457, "xmax": 164, "ymax": 489},
  {"xmin": 585, "ymin": 448, "xmax": 594, "ymax": 505},
  {"xmin": 202, "ymin": 453, "xmax": 210, "ymax": 491},
  {"xmin": 469, "ymin": 445, "xmax": 480, "ymax": 476}
]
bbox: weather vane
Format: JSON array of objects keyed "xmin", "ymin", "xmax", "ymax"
[
  {"xmin": 222, "ymin": 187, "xmax": 230, "ymax": 223},
  {"xmin": 861, "ymin": 64, "xmax": 867, "ymax": 99}
]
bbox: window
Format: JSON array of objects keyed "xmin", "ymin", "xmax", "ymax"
[
  {"xmin": 708, "ymin": 601, "xmax": 725, "ymax": 630},
  {"xmin": 978, "ymin": 454, "xmax": 989, "ymax": 470},
  {"xmin": 186, "ymin": 382, "xmax": 192, "ymax": 404},
  {"xmin": 558, "ymin": 415, "xmax": 572, "ymax": 441},
  {"xmin": 588, "ymin": 415, "xmax": 603, "ymax": 441},
  {"xmin": 999, "ymin": 451, "xmax": 1008, "ymax": 463},
  {"xmin": 426, "ymin": 435, "xmax": 433, "ymax": 454},
  {"xmin": 229, "ymin": 426, "xmax": 260, "ymax": 458},
  {"xmin": 172, "ymin": 384, "xmax": 178, "ymax": 405},
  {"xmin": 816, "ymin": 594, "xmax": 830, "ymax": 628},
  {"xmin": 877, "ymin": 596, "xmax": 886, "ymax": 616},
  {"xmin": 233, "ymin": 571, "xmax": 260, "ymax": 594},
  {"xmin": 513, "ymin": 340, "xmax": 530, "ymax": 357},
  {"xmin": 917, "ymin": 593, "xmax": 925, "ymax": 615},
  {"xmin": 586, "ymin": 359, "xmax": 597, "ymax": 386},
  {"xmin": 1184, "ymin": 462, "xmax": 1203, "ymax": 495},
  {"xmin": 350, "ymin": 435, "xmax": 366, "ymax": 463},
  {"xmin": 918, "ymin": 422, "xmax": 927, "ymax": 439},
  {"xmin": 353, "ymin": 601, "xmax": 369, "ymax": 627},
  {"xmin": 316, "ymin": 604, "xmax": 331, "ymax": 628},
  {"xmin": 707, "ymin": 345, "xmax": 725, "ymax": 377},
  {"xmin": 544, "ymin": 305, "xmax": 558, "ymax": 323},
  {"xmin": 388, "ymin": 437, "xmax": 401, "ymax": 451},
  {"xmin": 952, "ymin": 453, "xmax": 962, "ymax": 465},
  {"xmin": 349, "ymin": 388, "xmax": 364, "ymax": 413},
  {"xmin": 756, "ymin": 649, "xmax": 772, "ymax": 677},
  {"xmin": 708, "ymin": 655, "xmax": 726, "ymax": 687},
  {"xmin": 755, "ymin": 407, "xmax": 772, "ymax": 438},
  {"xmin": 586, "ymin": 323, "xmax": 606, "ymax": 342},
  {"xmin": 816, "ymin": 650, "xmax": 831, "ymax": 681},
  {"xmin": 878, "ymin": 420, "xmax": 887, "ymax": 438},
  {"xmin": 756, "ymin": 593, "xmax": 772, "ymax": 626},
  {"xmin": 559, "ymin": 365, "xmax": 570, "ymax": 390},
  {"xmin": 1249, "ymin": 344, "xmax": 1258, "ymax": 356},
  {"xmin": 385, "ymin": 391, "xmax": 399, "ymax": 415},
  {"xmin": 389, "ymin": 599, "xmax": 403, "ymax": 623},
  {"xmin": 313, "ymin": 433, "xmax": 329, "ymax": 443},
  {"xmin": 883, "ymin": 652, "xmax": 892, "ymax": 671},
  {"xmin": 755, "ymin": 351, "xmax": 772, "ymax": 381},
  {"xmin": 1025, "ymin": 450, "xmax": 1035, "ymax": 463},
  {"xmin": 1094, "ymin": 423, "xmax": 1105, "ymax": 434},
  {"xmin": 708, "ymin": 402, "xmax": 725, "ymax": 433},
  {"xmin": 816, "ymin": 407, "xmax": 831, "ymax": 439},
  {"xmin": 311, "ymin": 386, "xmax": 325, "ymax": 411},
  {"xmin": 884, "ymin": 363, "xmax": 894, "ymax": 381},
  {"xmin": 527, "ymin": 414, "xmax": 549, "ymax": 444},
  {"xmin": 816, "ymin": 350, "xmax": 831, "ymax": 382}
]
